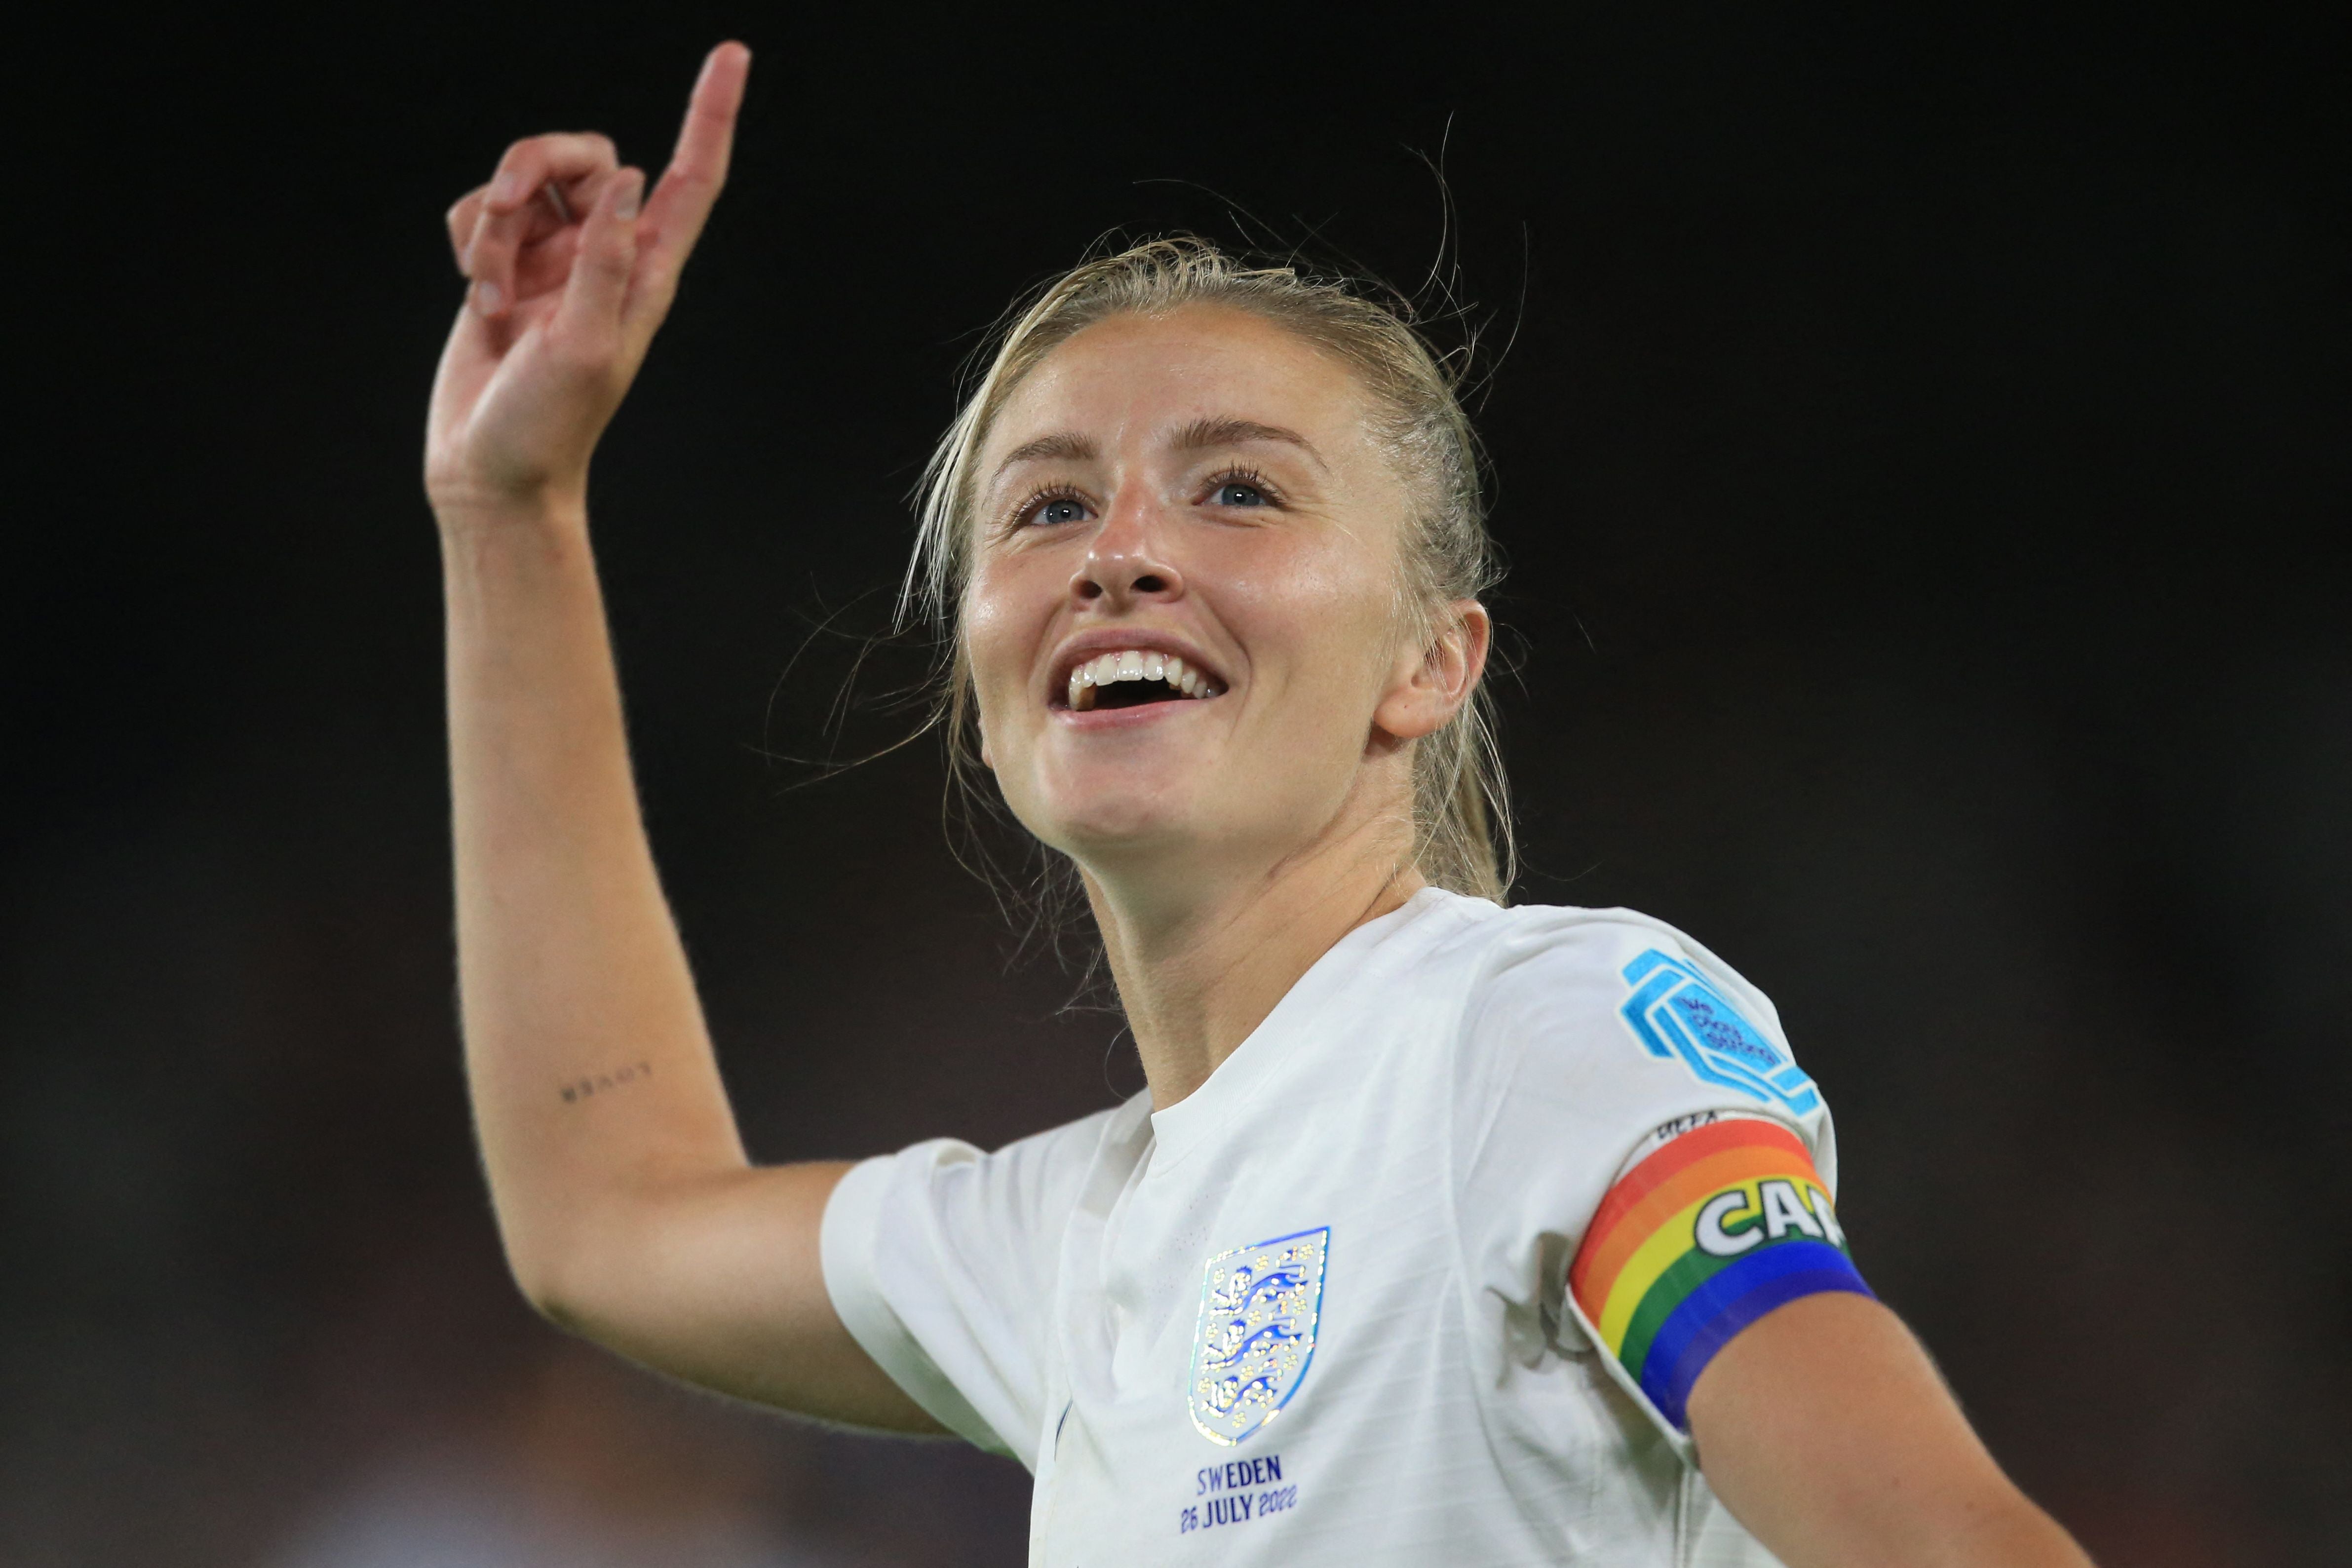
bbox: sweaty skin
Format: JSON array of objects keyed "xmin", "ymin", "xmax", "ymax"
[{"xmin": 426, "ymin": 42, "xmax": 2094, "ymax": 1567}]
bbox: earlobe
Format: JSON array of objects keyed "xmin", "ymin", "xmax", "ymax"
[
  {"xmin": 1375, "ymin": 600, "xmax": 1491, "ymax": 741},
  {"xmin": 1373, "ymin": 662, "xmax": 1448, "ymax": 742}
]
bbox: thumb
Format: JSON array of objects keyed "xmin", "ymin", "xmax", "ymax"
[{"xmin": 554, "ymin": 168, "xmax": 646, "ymax": 345}]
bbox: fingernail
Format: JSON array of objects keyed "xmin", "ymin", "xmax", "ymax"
[
  {"xmin": 473, "ymin": 279, "xmax": 504, "ymax": 315},
  {"xmin": 489, "ymin": 172, "xmax": 525, "ymax": 207},
  {"xmin": 616, "ymin": 173, "xmax": 644, "ymax": 221}
]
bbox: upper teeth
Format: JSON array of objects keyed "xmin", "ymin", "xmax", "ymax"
[{"xmin": 1067, "ymin": 649, "xmax": 1221, "ymax": 710}]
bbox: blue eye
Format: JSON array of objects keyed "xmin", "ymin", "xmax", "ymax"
[
  {"xmin": 1038, "ymin": 498, "xmax": 1087, "ymax": 526},
  {"xmin": 1212, "ymin": 481, "xmax": 1266, "ymax": 507}
]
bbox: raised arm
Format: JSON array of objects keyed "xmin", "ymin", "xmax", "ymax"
[{"xmin": 424, "ymin": 42, "xmax": 931, "ymax": 1431}]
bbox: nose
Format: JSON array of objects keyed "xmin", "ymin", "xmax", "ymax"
[{"xmin": 1070, "ymin": 487, "xmax": 1184, "ymax": 610}]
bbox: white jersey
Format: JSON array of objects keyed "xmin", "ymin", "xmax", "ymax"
[{"xmin": 821, "ymin": 889, "xmax": 1857, "ymax": 1566}]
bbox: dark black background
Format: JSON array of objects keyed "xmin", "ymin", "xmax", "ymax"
[{"xmin": 5, "ymin": 6, "xmax": 2345, "ymax": 1565}]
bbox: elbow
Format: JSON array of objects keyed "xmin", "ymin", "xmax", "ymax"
[
  {"xmin": 502, "ymin": 1241, "xmax": 582, "ymax": 1327},
  {"xmin": 493, "ymin": 1192, "xmax": 672, "ymax": 1341},
  {"xmin": 492, "ymin": 1208, "xmax": 607, "ymax": 1332}
]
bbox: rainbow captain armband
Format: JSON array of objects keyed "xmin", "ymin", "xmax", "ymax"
[{"xmin": 1568, "ymin": 1117, "xmax": 1872, "ymax": 1435}]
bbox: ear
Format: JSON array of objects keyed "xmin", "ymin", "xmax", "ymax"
[{"xmin": 1374, "ymin": 599, "xmax": 1491, "ymax": 742}]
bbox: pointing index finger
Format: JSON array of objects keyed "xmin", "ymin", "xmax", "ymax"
[
  {"xmin": 629, "ymin": 42, "xmax": 751, "ymax": 313},
  {"xmin": 673, "ymin": 41, "xmax": 749, "ymax": 186}
]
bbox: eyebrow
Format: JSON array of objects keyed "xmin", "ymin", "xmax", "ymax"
[
  {"xmin": 1171, "ymin": 416, "xmax": 1324, "ymax": 468},
  {"xmin": 993, "ymin": 431, "xmax": 1098, "ymax": 474},
  {"xmin": 990, "ymin": 416, "xmax": 1326, "ymax": 483}
]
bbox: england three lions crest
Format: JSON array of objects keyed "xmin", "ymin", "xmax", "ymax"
[{"xmin": 1187, "ymin": 1226, "xmax": 1329, "ymax": 1446}]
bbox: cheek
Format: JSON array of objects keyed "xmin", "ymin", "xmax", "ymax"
[
  {"xmin": 1222, "ymin": 539, "xmax": 1401, "ymax": 707},
  {"xmin": 961, "ymin": 558, "xmax": 1048, "ymax": 734}
]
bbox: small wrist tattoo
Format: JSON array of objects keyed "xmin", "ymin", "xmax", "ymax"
[{"xmin": 558, "ymin": 1061, "xmax": 654, "ymax": 1105}]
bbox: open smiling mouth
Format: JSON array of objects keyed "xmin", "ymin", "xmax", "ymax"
[{"xmin": 1062, "ymin": 650, "xmax": 1226, "ymax": 712}]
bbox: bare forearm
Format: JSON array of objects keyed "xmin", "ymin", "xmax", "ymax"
[{"xmin": 442, "ymin": 506, "xmax": 745, "ymax": 1298}]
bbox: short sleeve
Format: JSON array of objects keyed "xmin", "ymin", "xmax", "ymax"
[
  {"xmin": 1451, "ymin": 909, "xmax": 1859, "ymax": 1461},
  {"xmin": 820, "ymin": 1109, "xmax": 1120, "ymax": 1469}
]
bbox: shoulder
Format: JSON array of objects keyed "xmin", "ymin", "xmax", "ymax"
[
  {"xmin": 1429, "ymin": 899, "xmax": 1829, "ymax": 1164},
  {"xmin": 1443, "ymin": 902, "xmax": 1784, "ymax": 1036},
  {"xmin": 858, "ymin": 1097, "xmax": 1144, "ymax": 1223},
  {"xmin": 1366, "ymin": 891, "xmax": 1703, "ymax": 1006},
  {"xmin": 1417, "ymin": 898, "xmax": 1778, "ymax": 1044},
  {"xmin": 827, "ymin": 1098, "xmax": 1143, "ymax": 1289}
]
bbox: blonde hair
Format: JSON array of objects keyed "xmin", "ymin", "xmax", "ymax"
[{"xmin": 903, "ymin": 237, "xmax": 1513, "ymax": 903}]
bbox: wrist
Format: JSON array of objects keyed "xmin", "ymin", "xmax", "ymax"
[
  {"xmin": 435, "ymin": 494, "xmax": 599, "ymax": 593},
  {"xmin": 432, "ymin": 487, "xmax": 591, "ymax": 543}
]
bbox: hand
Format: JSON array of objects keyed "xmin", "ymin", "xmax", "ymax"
[{"xmin": 425, "ymin": 42, "xmax": 750, "ymax": 525}]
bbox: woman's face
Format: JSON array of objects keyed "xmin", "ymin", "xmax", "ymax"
[{"xmin": 964, "ymin": 305, "xmax": 1456, "ymax": 883}]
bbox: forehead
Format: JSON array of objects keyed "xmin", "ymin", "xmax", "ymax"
[{"xmin": 981, "ymin": 306, "xmax": 1374, "ymax": 461}]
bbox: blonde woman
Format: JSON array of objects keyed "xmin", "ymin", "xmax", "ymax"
[{"xmin": 428, "ymin": 43, "xmax": 2092, "ymax": 1568}]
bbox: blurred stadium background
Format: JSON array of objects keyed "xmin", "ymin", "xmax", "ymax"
[{"xmin": 4, "ymin": 8, "xmax": 2344, "ymax": 1565}]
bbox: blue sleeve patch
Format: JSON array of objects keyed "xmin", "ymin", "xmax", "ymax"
[{"xmin": 1619, "ymin": 949, "xmax": 1820, "ymax": 1114}]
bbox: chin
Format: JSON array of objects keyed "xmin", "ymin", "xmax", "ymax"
[
  {"xmin": 1037, "ymin": 800, "xmax": 1199, "ymax": 862},
  {"xmin": 1014, "ymin": 772, "xmax": 1210, "ymax": 865}
]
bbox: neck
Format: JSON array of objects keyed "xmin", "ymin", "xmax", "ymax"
[{"xmin": 1080, "ymin": 786, "xmax": 1426, "ymax": 1110}]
